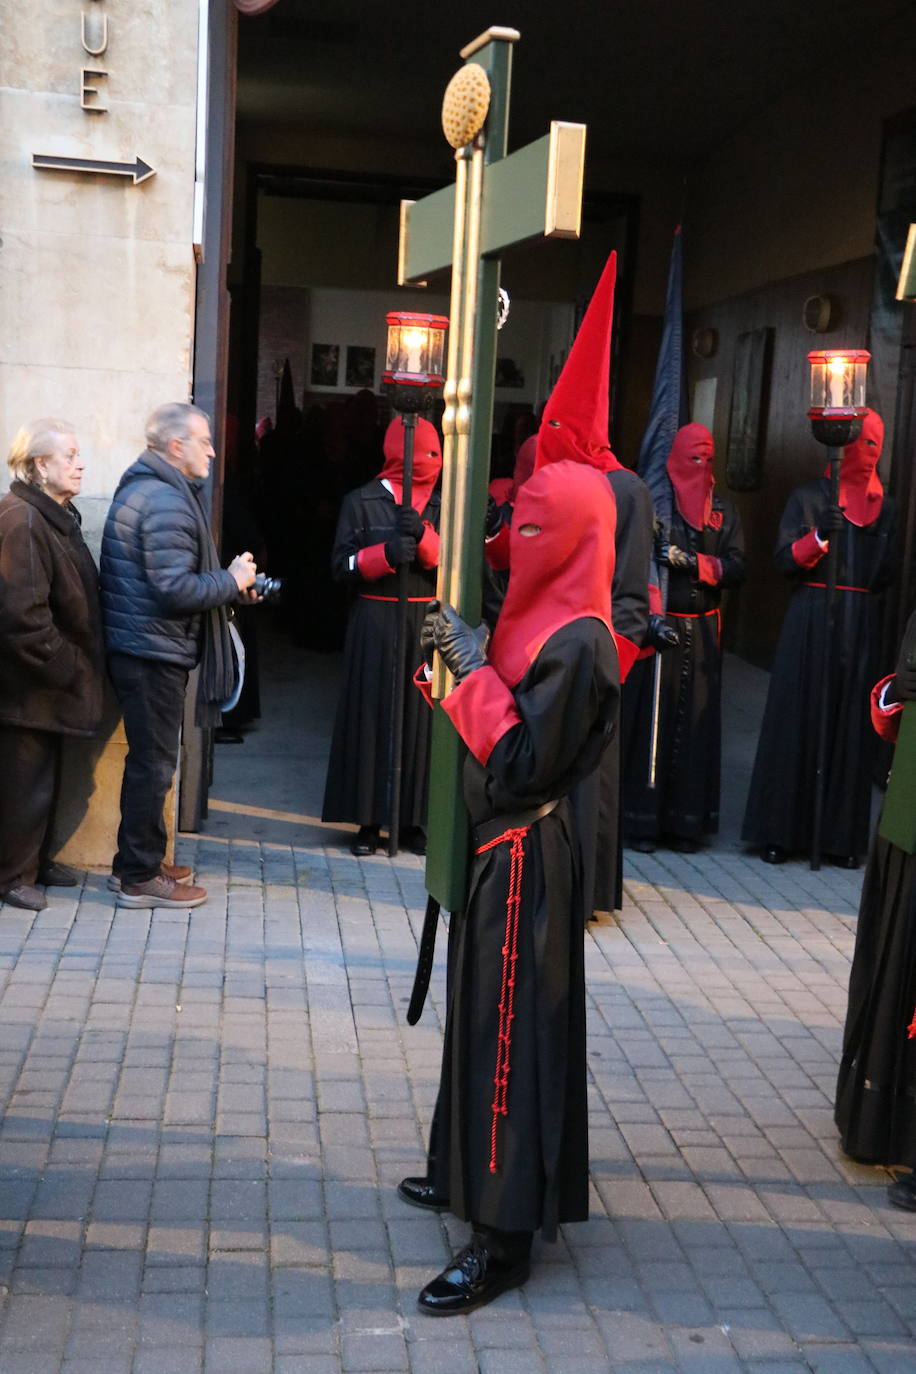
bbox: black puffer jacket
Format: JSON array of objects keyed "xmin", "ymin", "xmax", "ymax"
[{"xmin": 100, "ymin": 450, "xmax": 238, "ymax": 666}]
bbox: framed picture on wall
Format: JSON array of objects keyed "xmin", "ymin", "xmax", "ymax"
[
  {"xmin": 495, "ymin": 357, "xmax": 525, "ymax": 389},
  {"xmin": 726, "ymin": 327, "xmax": 773, "ymax": 491},
  {"xmin": 310, "ymin": 343, "xmax": 339, "ymax": 387},
  {"xmin": 345, "ymin": 345, "xmax": 376, "ymax": 389}
]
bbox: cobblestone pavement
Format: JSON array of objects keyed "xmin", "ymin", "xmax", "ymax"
[{"xmin": 0, "ymin": 642, "xmax": 912, "ymax": 1373}]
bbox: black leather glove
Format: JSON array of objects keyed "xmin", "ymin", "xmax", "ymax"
[
  {"xmin": 429, "ymin": 602, "xmax": 489, "ymax": 681},
  {"xmin": 398, "ymin": 506, "xmax": 425, "ymax": 540},
  {"xmin": 667, "ymin": 544, "xmax": 698, "ymax": 575},
  {"xmin": 894, "ymin": 636, "xmax": 916, "ymax": 702},
  {"xmin": 816, "ymin": 505, "xmax": 845, "ymax": 541},
  {"xmin": 384, "ymin": 532, "xmax": 417, "ymax": 566},
  {"xmin": 486, "ymin": 495, "xmax": 504, "ymax": 538},
  {"xmin": 646, "ymin": 613, "xmax": 679, "ymax": 651},
  {"xmin": 419, "ymin": 601, "xmax": 438, "ymax": 666}
]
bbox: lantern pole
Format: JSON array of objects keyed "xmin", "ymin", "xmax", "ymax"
[
  {"xmin": 806, "ymin": 348, "xmax": 869, "ymax": 871},
  {"xmin": 387, "ymin": 411, "xmax": 417, "ymax": 858},
  {"xmin": 810, "ymin": 440, "xmax": 843, "ymax": 871}
]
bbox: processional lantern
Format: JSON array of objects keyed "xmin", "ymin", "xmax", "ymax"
[
  {"xmin": 807, "ymin": 348, "xmax": 870, "ymax": 447},
  {"xmin": 383, "ymin": 311, "xmax": 449, "ymax": 414},
  {"xmin": 381, "ymin": 309, "xmax": 448, "ymax": 859},
  {"xmin": 805, "ymin": 346, "xmax": 870, "ymax": 874}
]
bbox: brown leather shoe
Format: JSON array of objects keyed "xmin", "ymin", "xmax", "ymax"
[
  {"xmin": 37, "ymin": 861, "xmax": 81, "ymax": 887},
  {"xmin": 1, "ymin": 884, "xmax": 48, "ymax": 912},
  {"xmin": 108, "ymin": 863, "xmax": 193, "ymax": 893},
  {"xmin": 117, "ymin": 874, "xmax": 207, "ymax": 909}
]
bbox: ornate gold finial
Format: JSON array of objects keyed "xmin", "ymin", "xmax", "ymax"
[{"xmin": 441, "ymin": 64, "xmax": 491, "ymax": 150}]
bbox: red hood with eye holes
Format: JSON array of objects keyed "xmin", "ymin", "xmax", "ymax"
[
  {"xmin": 487, "ymin": 460, "xmax": 616, "ymax": 687},
  {"xmin": 665, "ymin": 422, "xmax": 715, "ymax": 531}
]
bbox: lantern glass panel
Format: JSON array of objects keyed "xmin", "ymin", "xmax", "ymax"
[
  {"xmin": 852, "ymin": 359, "xmax": 867, "ymax": 409},
  {"xmin": 385, "ymin": 326, "xmax": 400, "ymax": 375},
  {"xmin": 427, "ymin": 328, "xmax": 445, "ymax": 378}
]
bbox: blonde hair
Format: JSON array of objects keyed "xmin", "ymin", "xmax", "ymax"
[{"xmin": 7, "ymin": 418, "xmax": 76, "ymax": 484}]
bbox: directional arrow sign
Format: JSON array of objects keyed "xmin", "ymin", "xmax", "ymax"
[{"xmin": 32, "ymin": 153, "xmax": 156, "ymax": 185}]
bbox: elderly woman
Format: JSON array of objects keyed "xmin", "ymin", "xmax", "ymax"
[{"xmin": 0, "ymin": 419, "xmax": 104, "ymax": 911}]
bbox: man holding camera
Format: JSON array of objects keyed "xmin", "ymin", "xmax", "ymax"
[{"xmin": 100, "ymin": 402, "xmax": 257, "ymax": 908}]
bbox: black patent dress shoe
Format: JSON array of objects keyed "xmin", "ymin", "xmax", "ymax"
[
  {"xmin": 888, "ymin": 1175, "xmax": 916, "ymax": 1211},
  {"xmin": 351, "ymin": 826, "xmax": 380, "ymax": 857},
  {"xmin": 763, "ymin": 845, "xmax": 786, "ymax": 865},
  {"xmin": 399, "ymin": 827, "xmax": 427, "ymax": 856},
  {"xmin": 1, "ymin": 884, "xmax": 48, "ymax": 912},
  {"xmin": 629, "ymin": 838, "xmax": 656, "ymax": 854},
  {"xmin": 417, "ymin": 1236, "xmax": 530, "ymax": 1316},
  {"xmin": 397, "ymin": 1176, "xmax": 450, "ymax": 1211},
  {"xmin": 670, "ymin": 836, "xmax": 698, "ymax": 854},
  {"xmin": 37, "ymin": 861, "xmax": 80, "ymax": 887},
  {"xmin": 830, "ymin": 854, "xmax": 860, "ymax": 870}
]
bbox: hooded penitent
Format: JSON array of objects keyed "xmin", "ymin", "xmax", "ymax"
[
  {"xmin": 836, "ymin": 408, "xmax": 884, "ymax": 527},
  {"xmin": 509, "ymin": 435, "xmax": 538, "ymax": 502},
  {"xmin": 487, "ymin": 460, "xmax": 616, "ymax": 688},
  {"xmin": 665, "ymin": 423, "xmax": 716, "ymax": 530},
  {"xmin": 379, "ymin": 417, "xmax": 442, "ymax": 514},
  {"xmin": 534, "ymin": 252, "xmax": 622, "ymax": 475}
]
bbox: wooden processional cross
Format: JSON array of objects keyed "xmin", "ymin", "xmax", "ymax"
[{"xmin": 397, "ymin": 26, "xmax": 587, "ymax": 911}]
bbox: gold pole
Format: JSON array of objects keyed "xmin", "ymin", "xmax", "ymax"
[
  {"xmin": 447, "ymin": 136, "xmax": 485, "ymax": 613},
  {"xmin": 432, "ymin": 140, "xmax": 478, "ymax": 699}
]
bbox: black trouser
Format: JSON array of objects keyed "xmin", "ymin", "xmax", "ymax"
[
  {"xmin": 0, "ymin": 726, "xmax": 62, "ymax": 891},
  {"xmin": 108, "ymin": 654, "xmax": 188, "ymax": 886}
]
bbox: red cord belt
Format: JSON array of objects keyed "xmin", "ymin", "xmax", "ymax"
[
  {"xmin": 667, "ymin": 609, "xmax": 720, "ymax": 619},
  {"xmin": 802, "ymin": 582, "xmax": 871, "ymax": 593},
  {"xmin": 474, "ymin": 799, "xmax": 557, "ymax": 1174},
  {"xmin": 359, "ymin": 594, "xmax": 431, "ymax": 602}
]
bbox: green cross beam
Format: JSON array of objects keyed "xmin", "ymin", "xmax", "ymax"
[{"xmin": 396, "ymin": 26, "xmax": 586, "ymax": 911}]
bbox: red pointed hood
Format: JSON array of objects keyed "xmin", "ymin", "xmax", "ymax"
[
  {"xmin": 488, "ymin": 460, "xmax": 616, "ymax": 688},
  {"xmin": 535, "ymin": 252, "xmax": 618, "ymax": 473},
  {"xmin": 666, "ymin": 423, "xmax": 715, "ymax": 530},
  {"xmin": 837, "ymin": 408, "xmax": 884, "ymax": 527},
  {"xmin": 379, "ymin": 416, "xmax": 442, "ymax": 514}
]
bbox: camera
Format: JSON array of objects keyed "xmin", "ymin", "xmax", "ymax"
[{"xmin": 253, "ymin": 573, "xmax": 283, "ymax": 602}]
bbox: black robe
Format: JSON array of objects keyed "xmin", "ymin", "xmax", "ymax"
[
  {"xmin": 621, "ymin": 497, "xmax": 745, "ymax": 843},
  {"xmin": 590, "ymin": 467, "xmax": 653, "ymax": 912},
  {"xmin": 430, "ymin": 620, "xmax": 619, "ymax": 1239},
  {"xmin": 835, "ymin": 832, "xmax": 916, "ymax": 1165},
  {"xmin": 321, "ymin": 479, "xmax": 440, "ymax": 829},
  {"xmin": 742, "ymin": 480, "xmax": 894, "ymax": 860}
]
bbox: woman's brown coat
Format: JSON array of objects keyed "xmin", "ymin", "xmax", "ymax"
[{"xmin": 0, "ymin": 480, "xmax": 104, "ymax": 736}]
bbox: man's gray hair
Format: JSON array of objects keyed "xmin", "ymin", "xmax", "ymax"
[{"xmin": 145, "ymin": 402, "xmax": 209, "ymax": 454}]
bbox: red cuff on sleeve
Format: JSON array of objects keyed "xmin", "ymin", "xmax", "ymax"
[
  {"xmin": 791, "ymin": 530, "xmax": 825, "ymax": 570},
  {"xmin": 484, "ymin": 522, "xmax": 511, "ymax": 571},
  {"xmin": 357, "ymin": 543, "xmax": 394, "ymax": 580},
  {"xmin": 647, "ymin": 581, "xmax": 662, "ymax": 615},
  {"xmin": 416, "ymin": 523, "xmax": 440, "ymax": 569},
  {"xmin": 870, "ymin": 673, "xmax": 904, "ymax": 741},
  {"xmin": 695, "ymin": 553, "xmax": 722, "ymax": 586},
  {"xmin": 412, "ymin": 663, "xmax": 434, "ymax": 708},
  {"xmin": 440, "ymin": 665, "xmax": 521, "ymax": 765},
  {"xmin": 614, "ymin": 633, "xmax": 640, "ymax": 683}
]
